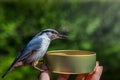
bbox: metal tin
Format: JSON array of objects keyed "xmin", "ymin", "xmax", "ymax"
[{"xmin": 45, "ymin": 50, "xmax": 96, "ymax": 74}]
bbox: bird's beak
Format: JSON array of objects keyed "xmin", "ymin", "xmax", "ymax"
[{"xmin": 58, "ymin": 34, "xmax": 67, "ymax": 39}]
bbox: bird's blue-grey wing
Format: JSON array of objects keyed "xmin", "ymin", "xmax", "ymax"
[
  {"xmin": 16, "ymin": 38, "xmax": 43, "ymax": 61},
  {"xmin": 1, "ymin": 38, "xmax": 43, "ymax": 78}
]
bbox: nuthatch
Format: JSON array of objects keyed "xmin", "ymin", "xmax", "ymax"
[{"xmin": 2, "ymin": 29, "xmax": 66, "ymax": 78}]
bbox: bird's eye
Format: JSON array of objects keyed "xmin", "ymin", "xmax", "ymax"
[{"xmin": 51, "ymin": 31, "xmax": 54, "ymax": 34}]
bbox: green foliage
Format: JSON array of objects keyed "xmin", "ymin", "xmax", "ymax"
[{"xmin": 0, "ymin": 1, "xmax": 120, "ymax": 80}]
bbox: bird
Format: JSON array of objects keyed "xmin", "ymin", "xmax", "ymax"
[{"xmin": 2, "ymin": 29, "xmax": 66, "ymax": 78}]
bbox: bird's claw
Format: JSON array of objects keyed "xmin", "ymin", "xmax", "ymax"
[{"xmin": 33, "ymin": 66, "xmax": 45, "ymax": 71}]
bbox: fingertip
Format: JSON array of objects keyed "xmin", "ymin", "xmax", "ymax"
[
  {"xmin": 38, "ymin": 70, "xmax": 50, "ymax": 80},
  {"xmin": 96, "ymin": 61, "xmax": 99, "ymax": 67},
  {"xmin": 87, "ymin": 66, "xmax": 103, "ymax": 80}
]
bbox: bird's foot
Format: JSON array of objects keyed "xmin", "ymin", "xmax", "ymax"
[
  {"xmin": 33, "ymin": 66, "xmax": 45, "ymax": 71},
  {"xmin": 32, "ymin": 60, "xmax": 49, "ymax": 72},
  {"xmin": 32, "ymin": 61, "xmax": 48, "ymax": 71}
]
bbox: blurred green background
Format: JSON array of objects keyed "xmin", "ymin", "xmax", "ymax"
[{"xmin": 0, "ymin": 0, "xmax": 120, "ymax": 80}]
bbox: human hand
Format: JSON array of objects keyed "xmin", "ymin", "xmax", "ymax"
[{"xmin": 38, "ymin": 61, "xmax": 103, "ymax": 80}]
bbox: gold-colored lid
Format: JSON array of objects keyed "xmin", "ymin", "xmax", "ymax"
[{"xmin": 45, "ymin": 50, "xmax": 96, "ymax": 74}]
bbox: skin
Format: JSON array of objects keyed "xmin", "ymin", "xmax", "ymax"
[{"xmin": 38, "ymin": 61, "xmax": 103, "ymax": 80}]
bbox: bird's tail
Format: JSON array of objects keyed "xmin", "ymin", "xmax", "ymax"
[
  {"xmin": 2, "ymin": 65, "xmax": 14, "ymax": 78},
  {"xmin": 1, "ymin": 60, "xmax": 17, "ymax": 78},
  {"xmin": 2, "ymin": 60, "xmax": 23, "ymax": 78}
]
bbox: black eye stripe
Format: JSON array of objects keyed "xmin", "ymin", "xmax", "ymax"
[
  {"xmin": 42, "ymin": 30, "xmax": 58, "ymax": 34},
  {"xmin": 51, "ymin": 31, "xmax": 58, "ymax": 34}
]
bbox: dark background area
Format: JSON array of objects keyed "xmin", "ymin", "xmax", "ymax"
[{"xmin": 0, "ymin": 1, "xmax": 120, "ymax": 80}]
